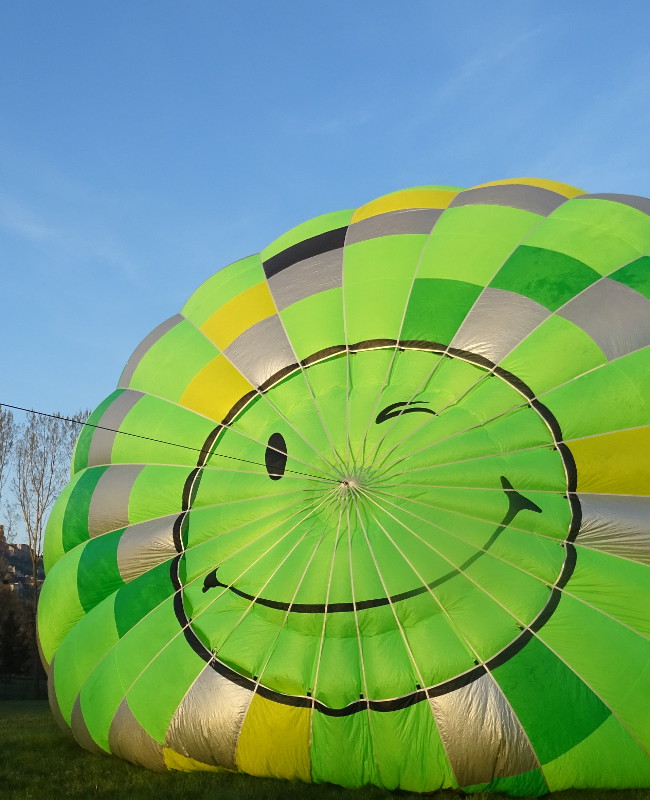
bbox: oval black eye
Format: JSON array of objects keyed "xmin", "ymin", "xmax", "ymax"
[{"xmin": 265, "ymin": 432, "xmax": 287, "ymax": 480}]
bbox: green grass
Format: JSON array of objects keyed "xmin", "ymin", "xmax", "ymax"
[{"xmin": 1, "ymin": 701, "xmax": 648, "ymax": 800}]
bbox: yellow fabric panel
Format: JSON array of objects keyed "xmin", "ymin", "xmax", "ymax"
[
  {"xmin": 235, "ymin": 692, "xmax": 311, "ymax": 781},
  {"xmin": 200, "ymin": 281, "xmax": 276, "ymax": 350},
  {"xmin": 473, "ymin": 177, "xmax": 585, "ymax": 199},
  {"xmin": 180, "ymin": 355, "xmax": 253, "ymax": 421},
  {"xmin": 163, "ymin": 747, "xmax": 222, "ymax": 772},
  {"xmin": 570, "ymin": 426, "xmax": 650, "ymax": 495},
  {"xmin": 351, "ymin": 188, "xmax": 460, "ymax": 223}
]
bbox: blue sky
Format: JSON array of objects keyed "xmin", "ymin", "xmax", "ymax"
[{"xmin": 1, "ymin": 0, "xmax": 649, "ymax": 418}]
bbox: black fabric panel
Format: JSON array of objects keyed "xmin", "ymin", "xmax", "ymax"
[{"xmin": 262, "ymin": 226, "xmax": 348, "ymax": 279}]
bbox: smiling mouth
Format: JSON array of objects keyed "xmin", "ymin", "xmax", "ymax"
[{"xmin": 200, "ymin": 476, "xmax": 542, "ymax": 614}]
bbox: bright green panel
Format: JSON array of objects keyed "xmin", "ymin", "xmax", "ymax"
[
  {"xmin": 127, "ymin": 465, "xmax": 193, "ymax": 524},
  {"xmin": 417, "ymin": 205, "xmax": 542, "ymax": 284},
  {"xmin": 310, "ymin": 632, "xmax": 362, "ymax": 707},
  {"xmin": 43, "ymin": 476, "xmax": 78, "ymax": 572},
  {"xmin": 262, "ymin": 209, "xmax": 352, "ymax": 262},
  {"xmin": 110, "ymin": 395, "xmax": 215, "ymax": 468},
  {"xmin": 492, "ymin": 635, "xmax": 611, "ymax": 764},
  {"xmin": 360, "ymin": 628, "xmax": 419, "ymax": 699},
  {"xmin": 500, "ymin": 315, "xmax": 606, "ymax": 396},
  {"xmin": 280, "ymin": 288, "xmax": 344, "ymax": 360},
  {"xmin": 542, "ymin": 714, "xmax": 650, "ymax": 790},
  {"xmin": 126, "ymin": 632, "xmax": 205, "ymax": 745},
  {"xmin": 73, "ymin": 390, "xmax": 124, "ymax": 473},
  {"xmin": 401, "ymin": 279, "xmax": 482, "ymax": 343},
  {"xmin": 62, "ymin": 466, "xmax": 109, "ymax": 553},
  {"xmin": 77, "ymin": 529, "xmax": 124, "ymax": 613},
  {"xmin": 127, "ymin": 320, "xmax": 218, "ymax": 401},
  {"xmin": 249, "ymin": 624, "xmax": 318, "ymax": 698},
  {"xmin": 311, "ymin": 712, "xmax": 381, "ymax": 787},
  {"xmin": 524, "ymin": 198, "xmax": 650, "ymax": 275},
  {"xmin": 182, "ymin": 254, "xmax": 265, "ymax": 326},
  {"xmin": 37, "ymin": 544, "xmax": 85, "ymax": 664},
  {"xmin": 114, "ymin": 561, "xmax": 174, "ymax": 638},
  {"xmin": 542, "ymin": 346, "xmax": 650, "ymax": 439},
  {"xmin": 539, "ymin": 594, "xmax": 650, "ymax": 753},
  {"xmin": 490, "ymin": 246, "xmax": 600, "ymax": 310},
  {"xmin": 611, "ymin": 255, "xmax": 650, "ymax": 299},
  {"xmin": 344, "ymin": 234, "xmax": 429, "ymax": 342},
  {"xmin": 371, "ymin": 703, "xmax": 457, "ymax": 791},
  {"xmin": 80, "ymin": 596, "xmax": 180, "ymax": 750},
  {"xmin": 52, "ymin": 593, "xmax": 119, "ymax": 723}
]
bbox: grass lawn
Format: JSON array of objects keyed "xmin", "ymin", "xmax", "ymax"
[{"xmin": 1, "ymin": 701, "xmax": 649, "ymax": 800}]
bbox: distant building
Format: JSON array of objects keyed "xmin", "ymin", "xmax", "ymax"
[{"xmin": 0, "ymin": 526, "xmax": 44, "ymax": 596}]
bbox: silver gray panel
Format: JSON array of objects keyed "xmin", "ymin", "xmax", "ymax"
[
  {"xmin": 71, "ymin": 694, "xmax": 105, "ymax": 755},
  {"xmin": 119, "ymin": 314, "xmax": 184, "ymax": 388},
  {"xmin": 268, "ymin": 248, "xmax": 343, "ymax": 311},
  {"xmin": 576, "ymin": 193, "xmax": 650, "ymax": 216},
  {"xmin": 47, "ymin": 657, "xmax": 71, "ymax": 735},
  {"xmin": 165, "ymin": 663, "xmax": 253, "ymax": 769},
  {"xmin": 451, "ymin": 287, "xmax": 550, "ymax": 363},
  {"xmin": 108, "ymin": 698, "xmax": 166, "ymax": 771},
  {"xmin": 345, "ymin": 209, "xmax": 441, "ymax": 245},
  {"xmin": 429, "ymin": 672, "xmax": 538, "ymax": 786},
  {"xmin": 449, "ymin": 184, "xmax": 567, "ymax": 216},
  {"xmin": 88, "ymin": 464, "xmax": 145, "ymax": 537},
  {"xmin": 558, "ymin": 278, "xmax": 650, "ymax": 360},
  {"xmin": 87, "ymin": 390, "xmax": 144, "ymax": 468},
  {"xmin": 117, "ymin": 514, "xmax": 178, "ymax": 582},
  {"xmin": 577, "ymin": 493, "xmax": 650, "ymax": 565},
  {"xmin": 224, "ymin": 315, "xmax": 296, "ymax": 387}
]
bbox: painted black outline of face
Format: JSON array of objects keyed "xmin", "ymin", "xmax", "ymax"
[{"xmin": 171, "ymin": 340, "xmax": 580, "ymax": 714}]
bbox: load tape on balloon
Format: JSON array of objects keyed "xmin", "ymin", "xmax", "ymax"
[{"xmin": 38, "ymin": 178, "xmax": 650, "ymax": 795}]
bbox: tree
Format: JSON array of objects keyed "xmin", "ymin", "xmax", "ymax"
[
  {"xmin": 0, "ymin": 407, "xmax": 16, "ymax": 585},
  {"xmin": 11, "ymin": 409, "xmax": 89, "ymax": 695}
]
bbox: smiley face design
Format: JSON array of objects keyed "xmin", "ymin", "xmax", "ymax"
[
  {"xmin": 39, "ymin": 181, "xmax": 650, "ymax": 794},
  {"xmin": 173, "ymin": 341, "xmax": 578, "ymax": 713}
]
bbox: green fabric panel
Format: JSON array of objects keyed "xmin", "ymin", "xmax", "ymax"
[
  {"xmin": 468, "ymin": 768, "xmax": 548, "ymax": 796},
  {"xmin": 126, "ymin": 319, "xmax": 218, "ymax": 401},
  {"xmin": 77, "ymin": 529, "xmax": 124, "ymax": 614},
  {"xmin": 492, "ymin": 635, "xmax": 611, "ymax": 764},
  {"xmin": 610, "ymin": 255, "xmax": 650, "ymax": 299},
  {"xmin": 370, "ymin": 703, "xmax": 457, "ymax": 791},
  {"xmin": 542, "ymin": 714, "xmax": 650, "ymax": 790},
  {"xmin": 402, "ymin": 279, "xmax": 482, "ymax": 344},
  {"xmin": 539, "ymin": 593, "xmax": 650, "ymax": 753},
  {"xmin": 567, "ymin": 548, "xmax": 650, "ymax": 638},
  {"xmin": 61, "ymin": 466, "xmax": 109, "ymax": 553},
  {"xmin": 52, "ymin": 594, "xmax": 119, "ymax": 724},
  {"xmin": 262, "ymin": 209, "xmax": 353, "ymax": 262},
  {"xmin": 417, "ymin": 205, "xmax": 542, "ymax": 284},
  {"xmin": 109, "ymin": 395, "xmax": 215, "ymax": 468},
  {"xmin": 126, "ymin": 629, "xmax": 205, "ymax": 745},
  {"xmin": 43, "ymin": 476, "xmax": 78, "ymax": 572},
  {"xmin": 490, "ymin": 246, "xmax": 600, "ymax": 310},
  {"xmin": 311, "ymin": 711, "xmax": 382, "ymax": 788},
  {"xmin": 73, "ymin": 390, "xmax": 124, "ymax": 473},
  {"xmin": 80, "ymin": 596, "xmax": 180, "ymax": 751},
  {"xmin": 524, "ymin": 198, "xmax": 650, "ymax": 276},
  {"xmin": 181, "ymin": 254, "xmax": 265, "ymax": 327},
  {"xmin": 343, "ymin": 234, "xmax": 429, "ymax": 342},
  {"xmin": 37, "ymin": 544, "xmax": 85, "ymax": 664},
  {"xmin": 279, "ymin": 288, "xmax": 344, "ymax": 359},
  {"xmin": 114, "ymin": 561, "xmax": 173, "ymax": 638},
  {"xmin": 127, "ymin": 465, "xmax": 192, "ymax": 525},
  {"xmin": 500, "ymin": 314, "xmax": 606, "ymax": 396},
  {"xmin": 542, "ymin": 346, "xmax": 650, "ymax": 439}
]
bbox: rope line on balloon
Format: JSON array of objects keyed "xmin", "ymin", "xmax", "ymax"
[
  {"xmin": 0, "ymin": 402, "xmax": 335, "ymax": 485},
  {"xmin": 367, "ymin": 483, "xmax": 650, "ymax": 642},
  {"xmin": 356, "ymin": 483, "xmax": 650, "ymax": 760},
  {"xmin": 181, "ymin": 311, "xmax": 348, "ymax": 478}
]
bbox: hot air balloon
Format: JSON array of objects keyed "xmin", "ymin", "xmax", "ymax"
[{"xmin": 38, "ymin": 178, "xmax": 650, "ymax": 795}]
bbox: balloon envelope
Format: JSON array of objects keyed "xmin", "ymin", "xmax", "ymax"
[{"xmin": 39, "ymin": 179, "xmax": 650, "ymax": 794}]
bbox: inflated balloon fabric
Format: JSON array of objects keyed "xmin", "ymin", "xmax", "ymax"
[{"xmin": 39, "ymin": 179, "xmax": 650, "ymax": 795}]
